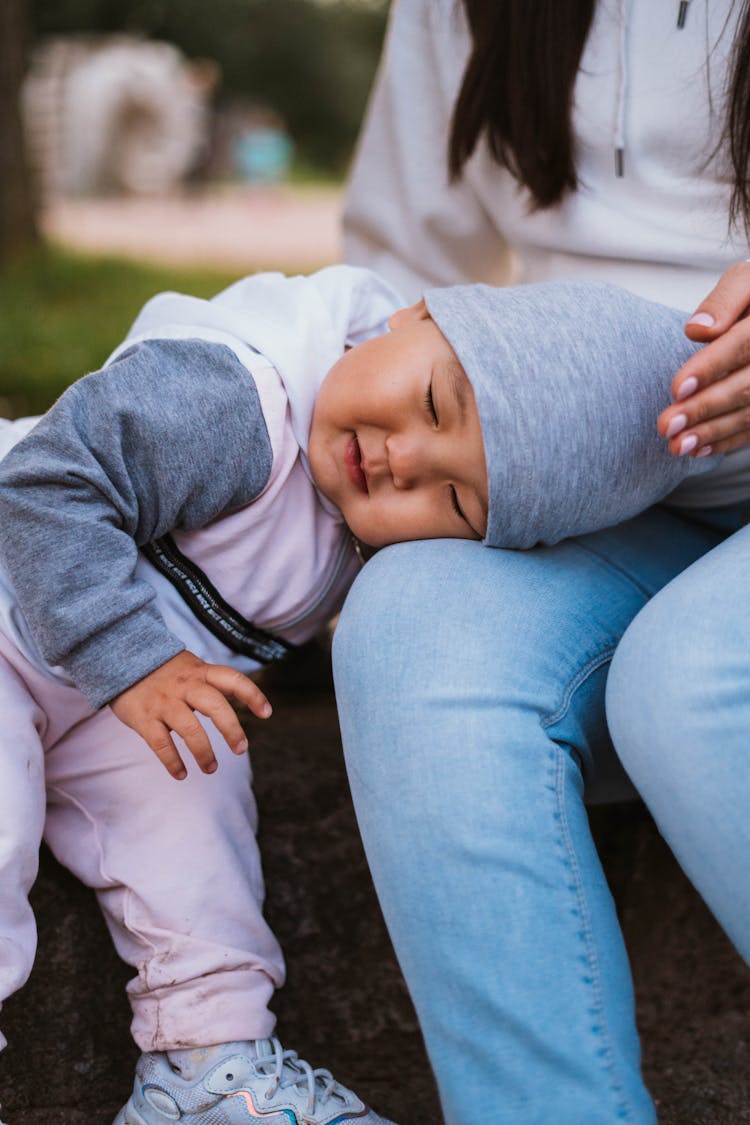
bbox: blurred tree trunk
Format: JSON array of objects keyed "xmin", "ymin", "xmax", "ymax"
[{"xmin": 0, "ymin": 0, "xmax": 38, "ymax": 264}]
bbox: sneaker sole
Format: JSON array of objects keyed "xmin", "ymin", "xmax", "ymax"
[{"xmin": 113, "ymin": 1107, "xmax": 151, "ymax": 1125}]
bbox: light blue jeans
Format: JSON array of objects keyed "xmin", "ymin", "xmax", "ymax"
[{"xmin": 332, "ymin": 505, "xmax": 750, "ymax": 1125}]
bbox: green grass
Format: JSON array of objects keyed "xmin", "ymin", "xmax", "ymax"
[
  {"xmin": 286, "ymin": 159, "xmax": 344, "ymax": 189},
  {"xmin": 0, "ymin": 245, "xmax": 244, "ymax": 417}
]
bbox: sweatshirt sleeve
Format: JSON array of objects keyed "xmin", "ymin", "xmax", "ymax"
[
  {"xmin": 0, "ymin": 337, "xmax": 273, "ymax": 708},
  {"xmin": 342, "ymin": 0, "xmax": 510, "ymax": 302}
]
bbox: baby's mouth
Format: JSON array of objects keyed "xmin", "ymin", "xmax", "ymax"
[{"xmin": 344, "ymin": 434, "xmax": 368, "ymax": 494}]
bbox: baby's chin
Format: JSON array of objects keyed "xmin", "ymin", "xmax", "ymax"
[
  {"xmin": 345, "ymin": 520, "xmax": 387, "ymax": 550},
  {"xmin": 339, "ymin": 506, "xmax": 390, "ymax": 550}
]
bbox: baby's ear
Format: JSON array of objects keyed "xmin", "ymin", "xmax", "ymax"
[{"xmin": 388, "ymin": 298, "xmax": 430, "ymax": 331}]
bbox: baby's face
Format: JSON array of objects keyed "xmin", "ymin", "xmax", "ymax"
[{"xmin": 308, "ymin": 301, "xmax": 488, "ymax": 548}]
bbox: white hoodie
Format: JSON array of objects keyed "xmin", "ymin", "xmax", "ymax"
[
  {"xmin": 344, "ymin": 0, "xmax": 744, "ymax": 311},
  {"xmin": 343, "ymin": 0, "xmax": 750, "ymax": 509}
]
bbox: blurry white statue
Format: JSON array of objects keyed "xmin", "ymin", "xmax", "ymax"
[{"xmin": 23, "ymin": 36, "xmax": 218, "ymax": 198}]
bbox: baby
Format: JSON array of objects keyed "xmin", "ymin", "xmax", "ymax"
[
  {"xmin": 316, "ymin": 276, "xmax": 749, "ymax": 552},
  {"xmin": 0, "ymin": 266, "xmax": 740, "ymax": 1125}
]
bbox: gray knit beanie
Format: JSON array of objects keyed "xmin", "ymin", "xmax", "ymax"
[{"xmin": 424, "ymin": 280, "xmax": 718, "ymax": 549}]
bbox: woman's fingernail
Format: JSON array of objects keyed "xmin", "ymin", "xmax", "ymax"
[
  {"xmin": 666, "ymin": 413, "xmax": 688, "ymax": 438},
  {"xmin": 676, "ymin": 376, "xmax": 698, "ymax": 401},
  {"xmin": 235, "ymin": 738, "xmax": 249, "ymax": 754},
  {"xmin": 687, "ymin": 311, "xmax": 715, "ymax": 328},
  {"xmin": 262, "ymin": 703, "xmax": 272, "ymax": 718},
  {"xmin": 205, "ymin": 761, "xmax": 218, "ymax": 774},
  {"xmin": 175, "ymin": 769, "xmax": 187, "ymax": 781},
  {"xmin": 678, "ymin": 434, "xmax": 699, "ymax": 455},
  {"xmin": 695, "ymin": 445, "xmax": 713, "ymax": 458}
]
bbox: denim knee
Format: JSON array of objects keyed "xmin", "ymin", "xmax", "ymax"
[
  {"xmin": 605, "ymin": 583, "xmax": 710, "ymax": 781},
  {"xmin": 333, "ymin": 542, "xmax": 424, "ymax": 701},
  {"xmin": 605, "ymin": 532, "xmax": 750, "ymax": 961}
]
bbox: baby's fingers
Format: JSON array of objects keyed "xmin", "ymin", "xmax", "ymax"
[
  {"xmin": 163, "ymin": 701, "xmax": 218, "ymax": 775},
  {"xmin": 144, "ymin": 720, "xmax": 189, "ymax": 780},
  {"xmin": 204, "ymin": 665, "xmax": 273, "ymax": 722},
  {"xmin": 189, "ymin": 682, "xmax": 250, "ymax": 757}
]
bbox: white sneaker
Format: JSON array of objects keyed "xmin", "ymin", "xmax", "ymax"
[{"xmin": 113, "ymin": 1036, "xmax": 399, "ymax": 1124}]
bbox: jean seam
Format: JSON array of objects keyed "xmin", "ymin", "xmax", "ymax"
[
  {"xmin": 571, "ymin": 540, "xmax": 654, "ymax": 600},
  {"xmin": 553, "ymin": 750, "xmax": 636, "ymax": 1121},
  {"xmin": 541, "ymin": 647, "xmax": 617, "ymax": 731}
]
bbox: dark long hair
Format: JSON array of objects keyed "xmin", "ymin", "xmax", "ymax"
[{"xmin": 449, "ymin": 0, "xmax": 750, "ymax": 235}]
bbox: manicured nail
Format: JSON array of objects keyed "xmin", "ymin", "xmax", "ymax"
[
  {"xmin": 235, "ymin": 738, "xmax": 249, "ymax": 754},
  {"xmin": 175, "ymin": 769, "xmax": 187, "ymax": 781},
  {"xmin": 261, "ymin": 702, "xmax": 272, "ymax": 718},
  {"xmin": 205, "ymin": 760, "xmax": 218, "ymax": 774},
  {"xmin": 678, "ymin": 434, "xmax": 699, "ymax": 455},
  {"xmin": 676, "ymin": 376, "xmax": 698, "ymax": 401},
  {"xmin": 687, "ymin": 311, "xmax": 715, "ymax": 328},
  {"xmin": 695, "ymin": 445, "xmax": 713, "ymax": 458},
  {"xmin": 666, "ymin": 413, "xmax": 688, "ymax": 438}
]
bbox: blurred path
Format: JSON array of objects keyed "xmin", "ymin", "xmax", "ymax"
[{"xmin": 41, "ymin": 184, "xmax": 343, "ymax": 271}]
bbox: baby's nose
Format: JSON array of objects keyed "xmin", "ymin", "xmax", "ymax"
[{"xmin": 387, "ymin": 434, "xmax": 428, "ymax": 489}]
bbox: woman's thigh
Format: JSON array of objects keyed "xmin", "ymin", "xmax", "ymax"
[
  {"xmin": 335, "ymin": 506, "xmax": 724, "ymax": 804},
  {"xmin": 607, "ymin": 519, "xmax": 750, "ymax": 961},
  {"xmin": 333, "ymin": 506, "xmax": 724, "ymax": 1125}
]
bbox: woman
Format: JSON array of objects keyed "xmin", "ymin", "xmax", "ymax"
[{"xmin": 333, "ymin": 3, "xmax": 750, "ymax": 1123}]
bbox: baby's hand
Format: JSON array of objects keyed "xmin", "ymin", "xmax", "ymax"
[{"xmin": 110, "ymin": 651, "xmax": 272, "ymax": 779}]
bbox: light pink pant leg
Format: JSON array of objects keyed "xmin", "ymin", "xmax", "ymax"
[
  {"xmin": 43, "ymin": 703, "xmax": 285, "ymax": 1051},
  {"xmin": 0, "ymin": 651, "xmax": 47, "ymax": 1048},
  {"xmin": 0, "ymin": 632, "xmax": 284, "ymax": 1053}
]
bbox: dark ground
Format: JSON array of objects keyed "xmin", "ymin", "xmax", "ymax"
[{"xmin": 2, "ymin": 642, "xmax": 749, "ymax": 1124}]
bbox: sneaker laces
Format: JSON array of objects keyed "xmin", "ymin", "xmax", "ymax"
[{"xmin": 254, "ymin": 1037, "xmax": 347, "ymax": 1119}]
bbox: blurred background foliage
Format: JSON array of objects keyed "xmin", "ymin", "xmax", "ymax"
[
  {"xmin": 1, "ymin": 0, "xmax": 389, "ymax": 414},
  {"xmin": 0, "ymin": 248, "xmax": 239, "ymax": 416},
  {"xmin": 30, "ymin": 0, "xmax": 389, "ymax": 176}
]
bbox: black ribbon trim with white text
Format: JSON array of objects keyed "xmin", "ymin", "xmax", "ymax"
[{"xmin": 142, "ymin": 534, "xmax": 294, "ymax": 664}]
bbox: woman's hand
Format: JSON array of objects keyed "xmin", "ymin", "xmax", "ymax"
[
  {"xmin": 658, "ymin": 261, "xmax": 750, "ymax": 457},
  {"xmin": 110, "ymin": 650, "xmax": 272, "ymax": 780}
]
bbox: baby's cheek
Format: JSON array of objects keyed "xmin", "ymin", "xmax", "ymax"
[{"xmin": 341, "ymin": 503, "xmax": 385, "ymax": 549}]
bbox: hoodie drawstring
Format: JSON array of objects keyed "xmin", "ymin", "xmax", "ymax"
[
  {"xmin": 615, "ymin": 1, "xmax": 691, "ymax": 177},
  {"xmin": 614, "ymin": 0, "xmax": 631, "ymax": 176}
]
